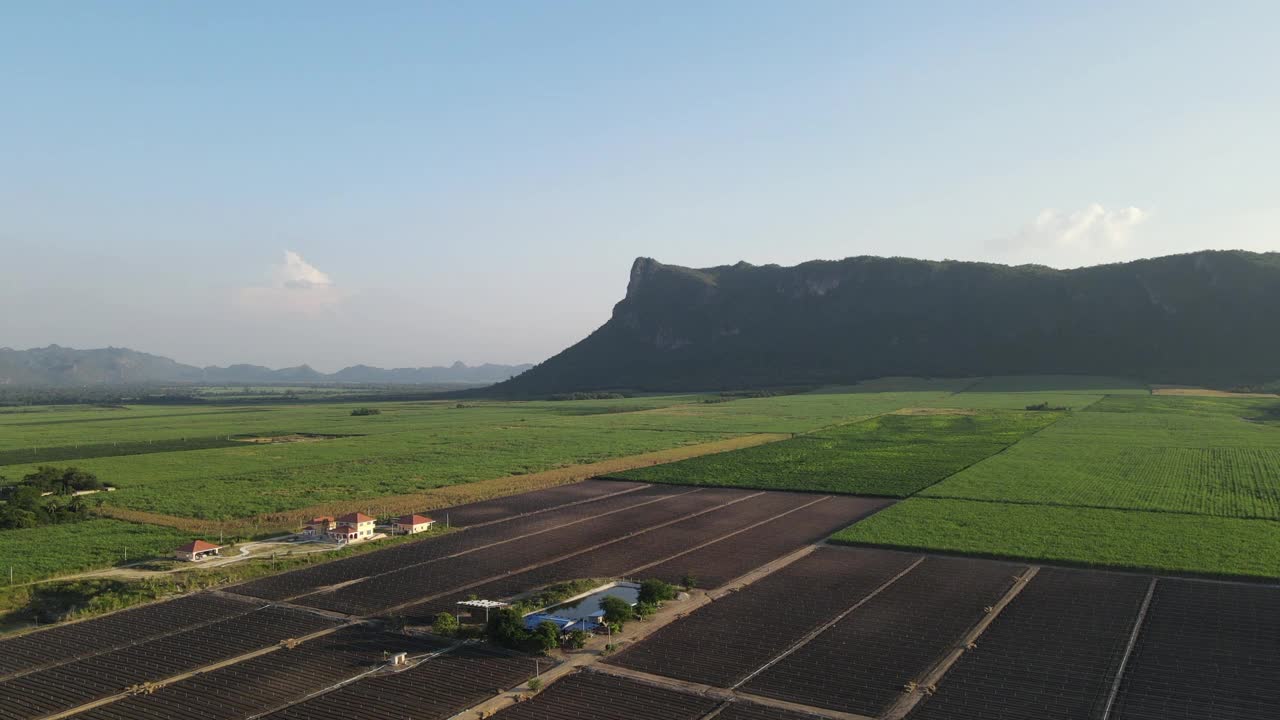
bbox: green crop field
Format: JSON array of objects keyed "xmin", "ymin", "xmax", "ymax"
[
  {"xmin": 614, "ymin": 410, "xmax": 1060, "ymax": 496},
  {"xmin": 831, "ymin": 391, "xmax": 1280, "ymax": 578},
  {"xmin": 6, "ymin": 376, "xmax": 1279, "ymax": 588},
  {"xmin": 921, "ymin": 397, "xmax": 1280, "ymax": 518},
  {"xmin": 831, "ymin": 498, "xmax": 1280, "ymax": 579},
  {"xmin": 0, "ymin": 519, "xmax": 192, "ymax": 584}
]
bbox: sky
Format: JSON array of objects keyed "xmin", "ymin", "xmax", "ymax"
[{"xmin": 1, "ymin": 1, "xmax": 1276, "ymax": 371}]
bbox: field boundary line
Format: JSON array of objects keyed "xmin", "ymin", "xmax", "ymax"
[
  {"xmin": 882, "ymin": 565, "xmax": 1040, "ymax": 720},
  {"xmin": 828, "ymin": 537, "xmax": 1280, "ymax": 587},
  {"xmin": 592, "ymin": 665, "xmax": 873, "ymax": 720},
  {"xmin": 1099, "ymin": 576, "xmax": 1157, "ymax": 720},
  {"xmin": 709, "ymin": 543, "xmax": 823, "ymax": 600},
  {"xmin": 904, "ymin": 409, "xmax": 1073, "ymax": 498},
  {"xmin": 368, "ymin": 489, "xmax": 769, "ymax": 617},
  {"xmin": 911, "ymin": 492, "xmax": 1280, "ymax": 522},
  {"xmin": 697, "ymin": 701, "xmax": 732, "ymax": 720},
  {"xmin": 274, "ymin": 486, "xmax": 707, "ymax": 603},
  {"xmin": 446, "ymin": 482, "xmax": 650, "ymax": 531},
  {"xmin": 244, "ymin": 638, "xmax": 468, "ymax": 720},
  {"xmin": 36, "ymin": 621, "xmax": 352, "ymax": 720},
  {"xmin": 0, "ymin": 597, "xmax": 272, "ymax": 682},
  {"xmin": 93, "ymin": 433, "xmax": 790, "ymax": 536},
  {"xmin": 731, "ymin": 555, "xmax": 927, "ymax": 689},
  {"xmin": 622, "ymin": 495, "xmax": 835, "ymax": 579}
]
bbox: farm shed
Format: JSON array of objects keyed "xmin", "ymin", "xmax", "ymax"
[
  {"xmin": 392, "ymin": 514, "xmax": 436, "ymax": 535},
  {"xmin": 174, "ymin": 540, "xmax": 222, "ymax": 562}
]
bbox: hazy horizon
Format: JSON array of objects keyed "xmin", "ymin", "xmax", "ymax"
[{"xmin": 3, "ymin": 2, "xmax": 1276, "ymax": 370}]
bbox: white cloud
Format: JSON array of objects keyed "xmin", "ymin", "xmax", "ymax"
[
  {"xmin": 991, "ymin": 204, "xmax": 1149, "ymax": 267},
  {"xmin": 276, "ymin": 250, "xmax": 333, "ymax": 289},
  {"xmin": 237, "ymin": 250, "xmax": 348, "ymax": 314}
]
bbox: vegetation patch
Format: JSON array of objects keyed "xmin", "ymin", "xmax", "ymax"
[
  {"xmin": 615, "ymin": 411, "xmax": 1059, "ymax": 496},
  {"xmin": 832, "ymin": 498, "xmax": 1280, "ymax": 579},
  {"xmin": 0, "ymin": 519, "xmax": 192, "ymax": 584},
  {"xmin": 923, "ymin": 403, "xmax": 1280, "ymax": 519}
]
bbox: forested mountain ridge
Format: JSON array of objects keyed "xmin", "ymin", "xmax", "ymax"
[
  {"xmin": 493, "ymin": 250, "xmax": 1280, "ymax": 394},
  {"xmin": 0, "ymin": 345, "xmax": 531, "ymax": 386}
]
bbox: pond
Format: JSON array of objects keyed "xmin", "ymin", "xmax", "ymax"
[{"xmin": 542, "ymin": 582, "xmax": 640, "ymax": 622}]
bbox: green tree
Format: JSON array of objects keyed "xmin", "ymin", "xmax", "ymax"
[
  {"xmin": 432, "ymin": 612, "xmax": 459, "ymax": 637},
  {"xmin": 565, "ymin": 630, "xmax": 589, "ymax": 649},
  {"xmin": 600, "ymin": 595, "xmax": 633, "ymax": 628},
  {"xmin": 486, "ymin": 607, "xmax": 529, "ymax": 648},
  {"xmin": 530, "ymin": 621, "xmax": 561, "ymax": 653},
  {"xmin": 638, "ymin": 579, "xmax": 677, "ymax": 605}
]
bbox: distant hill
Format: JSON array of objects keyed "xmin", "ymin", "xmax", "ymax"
[
  {"xmin": 492, "ymin": 250, "xmax": 1280, "ymax": 394},
  {"xmin": 0, "ymin": 345, "xmax": 532, "ymax": 386}
]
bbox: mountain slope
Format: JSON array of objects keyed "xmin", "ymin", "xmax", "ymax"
[
  {"xmin": 494, "ymin": 250, "xmax": 1280, "ymax": 394},
  {"xmin": 0, "ymin": 346, "xmax": 531, "ymax": 386}
]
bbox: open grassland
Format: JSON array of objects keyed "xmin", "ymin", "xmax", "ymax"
[
  {"xmin": 961, "ymin": 374, "xmax": 1150, "ymax": 393},
  {"xmin": 98, "ymin": 433, "xmax": 790, "ymax": 535},
  {"xmin": 0, "ymin": 390, "xmax": 957, "ymax": 520},
  {"xmin": 0, "ymin": 520, "xmax": 192, "ymax": 583},
  {"xmin": 614, "ymin": 410, "xmax": 1060, "ymax": 496},
  {"xmin": 922, "ymin": 396, "xmax": 1280, "ymax": 518},
  {"xmin": 832, "ymin": 498, "xmax": 1280, "ymax": 579}
]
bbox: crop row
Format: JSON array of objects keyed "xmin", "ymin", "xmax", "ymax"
[
  {"xmin": 613, "ymin": 411, "xmax": 1058, "ymax": 497},
  {"xmin": 907, "ymin": 567, "xmax": 1151, "ymax": 720},
  {"xmin": 0, "ymin": 592, "xmax": 260, "ymax": 679},
  {"xmin": 489, "ymin": 671, "xmax": 720, "ymax": 720},
  {"xmin": 716, "ymin": 702, "xmax": 829, "ymax": 720},
  {"xmin": 741, "ymin": 555, "xmax": 1026, "ymax": 716},
  {"xmin": 297, "ymin": 489, "xmax": 750, "ymax": 615},
  {"xmin": 406, "ymin": 490, "xmax": 823, "ymax": 619},
  {"xmin": 605, "ymin": 546, "xmax": 921, "ymax": 688},
  {"xmin": 438, "ymin": 479, "xmax": 649, "ymax": 527},
  {"xmin": 71, "ymin": 626, "xmax": 448, "ymax": 720},
  {"xmin": 0, "ymin": 435, "xmax": 247, "ymax": 467},
  {"xmin": 641, "ymin": 495, "xmax": 894, "ymax": 589},
  {"xmin": 231, "ymin": 483, "xmax": 674, "ymax": 601},
  {"xmin": 264, "ymin": 643, "xmax": 540, "ymax": 720},
  {"xmin": 0, "ymin": 606, "xmax": 340, "ymax": 720},
  {"xmin": 925, "ymin": 443, "xmax": 1280, "ymax": 520},
  {"xmin": 1111, "ymin": 579, "xmax": 1280, "ymax": 720}
]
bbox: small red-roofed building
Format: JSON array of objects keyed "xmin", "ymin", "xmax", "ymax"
[
  {"xmin": 327, "ymin": 524, "xmax": 361, "ymax": 544},
  {"xmin": 332, "ymin": 512, "xmax": 375, "ymax": 541},
  {"xmin": 303, "ymin": 516, "xmax": 335, "ymax": 537},
  {"xmin": 174, "ymin": 540, "xmax": 222, "ymax": 562},
  {"xmin": 392, "ymin": 514, "xmax": 435, "ymax": 535}
]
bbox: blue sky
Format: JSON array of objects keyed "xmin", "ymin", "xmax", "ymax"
[{"xmin": 2, "ymin": 2, "xmax": 1276, "ymax": 370}]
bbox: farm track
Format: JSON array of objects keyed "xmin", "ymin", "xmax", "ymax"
[
  {"xmin": 486, "ymin": 670, "xmax": 721, "ymax": 720},
  {"xmin": 229, "ymin": 480, "xmax": 673, "ymax": 602},
  {"xmin": 606, "ymin": 547, "xmax": 923, "ymax": 688},
  {"xmin": 0, "ymin": 606, "xmax": 344, "ymax": 720},
  {"xmin": 0, "ymin": 592, "xmax": 263, "ymax": 680},
  {"xmin": 641, "ymin": 495, "xmax": 896, "ymax": 590},
  {"xmin": 62, "ymin": 626, "xmax": 450, "ymax": 720},
  {"xmin": 93, "ymin": 432, "xmax": 792, "ymax": 536},
  {"xmin": 740, "ymin": 556, "xmax": 1029, "ymax": 717},
  {"xmin": 1108, "ymin": 580, "xmax": 1280, "ymax": 720},
  {"xmin": 259, "ymin": 642, "xmax": 540, "ymax": 720},
  {"xmin": 906, "ymin": 567, "xmax": 1152, "ymax": 720},
  {"xmin": 405, "ymin": 490, "xmax": 829, "ymax": 619},
  {"xmin": 298, "ymin": 487, "xmax": 755, "ymax": 616}
]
